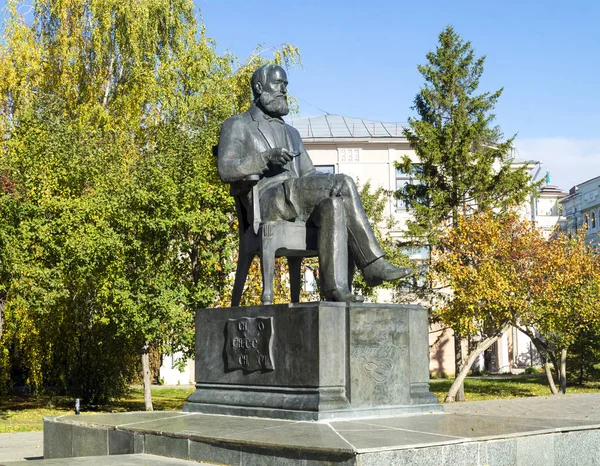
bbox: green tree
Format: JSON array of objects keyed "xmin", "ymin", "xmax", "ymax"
[
  {"xmin": 399, "ymin": 26, "xmax": 538, "ymax": 400},
  {"xmin": 566, "ymin": 327, "xmax": 600, "ymax": 385},
  {"xmin": 0, "ymin": 102, "xmax": 140, "ymax": 399},
  {"xmin": 399, "ymin": 26, "xmax": 535, "ymax": 243},
  {"xmin": 0, "ymin": 0, "xmax": 300, "ymax": 406}
]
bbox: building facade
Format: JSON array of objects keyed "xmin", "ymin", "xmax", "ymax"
[{"xmin": 560, "ymin": 175, "xmax": 600, "ymax": 247}]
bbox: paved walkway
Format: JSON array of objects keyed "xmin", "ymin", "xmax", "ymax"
[
  {"xmin": 2, "ymin": 454, "xmax": 209, "ymax": 465},
  {"xmin": 445, "ymin": 393, "xmax": 600, "ymax": 421},
  {"xmin": 0, "ymin": 431, "xmax": 43, "ymax": 462}
]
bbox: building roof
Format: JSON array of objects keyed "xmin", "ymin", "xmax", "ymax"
[
  {"xmin": 567, "ymin": 174, "xmax": 600, "ymax": 195},
  {"xmin": 286, "ymin": 114, "xmax": 407, "ymax": 140},
  {"xmin": 539, "ymin": 185, "xmax": 568, "ymax": 198}
]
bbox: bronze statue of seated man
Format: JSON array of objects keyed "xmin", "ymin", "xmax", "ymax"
[{"xmin": 217, "ymin": 64, "xmax": 411, "ymax": 302}]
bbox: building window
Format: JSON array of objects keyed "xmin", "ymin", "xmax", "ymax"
[
  {"xmin": 591, "ymin": 211, "xmax": 596, "ymax": 230},
  {"xmin": 315, "ymin": 165, "xmax": 335, "ymax": 175},
  {"xmin": 396, "ymin": 164, "xmax": 421, "ymax": 209},
  {"xmin": 338, "ymin": 148, "xmax": 360, "ymax": 163}
]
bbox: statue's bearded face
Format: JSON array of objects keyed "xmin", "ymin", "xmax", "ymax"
[{"xmin": 258, "ymin": 67, "xmax": 289, "ymax": 117}]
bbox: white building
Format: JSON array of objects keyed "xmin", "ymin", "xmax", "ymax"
[
  {"xmin": 560, "ymin": 175, "xmax": 600, "ymax": 247},
  {"xmin": 160, "ymin": 352, "xmax": 195, "ymax": 386},
  {"xmin": 530, "ymin": 184, "xmax": 568, "ymax": 237}
]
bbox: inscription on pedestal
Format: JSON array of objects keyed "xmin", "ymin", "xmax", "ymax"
[
  {"xmin": 351, "ymin": 319, "xmax": 409, "ymax": 384},
  {"xmin": 225, "ymin": 317, "xmax": 274, "ymax": 373},
  {"xmin": 351, "ymin": 344, "xmax": 408, "ymax": 383}
]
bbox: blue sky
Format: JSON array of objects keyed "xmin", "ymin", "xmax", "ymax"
[
  {"xmin": 198, "ymin": 0, "xmax": 600, "ymax": 191},
  {"xmin": 2, "ymin": 1, "xmax": 598, "ymax": 190}
]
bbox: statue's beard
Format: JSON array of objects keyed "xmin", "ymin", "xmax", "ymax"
[{"xmin": 258, "ymin": 92, "xmax": 289, "ymax": 117}]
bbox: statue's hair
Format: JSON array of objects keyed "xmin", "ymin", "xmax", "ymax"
[{"xmin": 251, "ymin": 64, "xmax": 282, "ymax": 101}]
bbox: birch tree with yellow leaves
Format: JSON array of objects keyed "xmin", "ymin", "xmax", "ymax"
[{"xmin": 0, "ymin": 0, "xmax": 300, "ymax": 407}]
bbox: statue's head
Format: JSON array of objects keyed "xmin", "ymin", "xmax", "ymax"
[{"xmin": 251, "ymin": 64, "xmax": 289, "ymax": 117}]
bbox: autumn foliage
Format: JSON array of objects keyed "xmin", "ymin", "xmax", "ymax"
[
  {"xmin": 431, "ymin": 211, "xmax": 600, "ymax": 400},
  {"xmin": 431, "ymin": 212, "xmax": 545, "ymax": 337}
]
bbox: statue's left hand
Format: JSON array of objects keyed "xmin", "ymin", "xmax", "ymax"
[{"xmin": 329, "ymin": 175, "xmax": 345, "ymax": 197}]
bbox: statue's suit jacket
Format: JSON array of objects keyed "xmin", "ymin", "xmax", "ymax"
[{"xmin": 217, "ymin": 104, "xmax": 316, "ymax": 227}]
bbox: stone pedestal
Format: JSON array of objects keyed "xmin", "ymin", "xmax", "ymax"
[{"xmin": 184, "ymin": 302, "xmax": 440, "ymax": 420}]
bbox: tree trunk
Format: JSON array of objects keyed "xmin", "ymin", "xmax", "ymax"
[
  {"xmin": 0, "ymin": 299, "xmax": 4, "ymax": 342},
  {"xmin": 516, "ymin": 326, "xmax": 561, "ymax": 396},
  {"xmin": 560, "ymin": 348, "xmax": 567, "ymax": 395},
  {"xmin": 553, "ymin": 352, "xmax": 560, "ymax": 382},
  {"xmin": 544, "ymin": 360, "xmax": 559, "ymax": 395},
  {"xmin": 578, "ymin": 348, "xmax": 585, "ymax": 385},
  {"xmin": 445, "ymin": 328, "xmax": 507, "ymax": 403},
  {"xmin": 102, "ymin": 57, "xmax": 115, "ymax": 108},
  {"xmin": 142, "ymin": 342, "xmax": 153, "ymax": 411},
  {"xmin": 453, "ymin": 334, "xmax": 465, "ymax": 402}
]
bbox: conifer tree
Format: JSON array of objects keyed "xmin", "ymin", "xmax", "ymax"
[
  {"xmin": 399, "ymin": 26, "xmax": 538, "ymax": 401},
  {"xmin": 399, "ymin": 26, "xmax": 535, "ymax": 244}
]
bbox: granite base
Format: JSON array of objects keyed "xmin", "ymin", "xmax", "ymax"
[{"xmin": 43, "ymin": 395, "xmax": 600, "ymax": 466}]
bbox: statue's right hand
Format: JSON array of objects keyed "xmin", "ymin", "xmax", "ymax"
[{"xmin": 265, "ymin": 148, "xmax": 297, "ymax": 166}]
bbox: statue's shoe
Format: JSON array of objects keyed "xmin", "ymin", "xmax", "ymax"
[
  {"xmin": 362, "ymin": 258, "xmax": 412, "ymax": 287},
  {"xmin": 324, "ymin": 289, "xmax": 365, "ymax": 303}
]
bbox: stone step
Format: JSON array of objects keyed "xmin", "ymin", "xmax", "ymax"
[{"xmin": 41, "ymin": 401, "xmax": 600, "ymax": 465}]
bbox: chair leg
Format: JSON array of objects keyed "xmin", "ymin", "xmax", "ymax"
[
  {"xmin": 288, "ymin": 256, "xmax": 302, "ymax": 303},
  {"xmin": 232, "ymin": 253, "xmax": 253, "ymax": 307},
  {"xmin": 261, "ymin": 243, "xmax": 276, "ymax": 305}
]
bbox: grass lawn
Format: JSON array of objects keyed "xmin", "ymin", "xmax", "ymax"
[
  {"xmin": 429, "ymin": 375, "xmax": 600, "ymax": 402},
  {"xmin": 0, "ymin": 387, "xmax": 194, "ymax": 434}
]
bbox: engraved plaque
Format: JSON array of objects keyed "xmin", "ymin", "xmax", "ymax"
[
  {"xmin": 225, "ymin": 317, "xmax": 275, "ymax": 373},
  {"xmin": 349, "ymin": 307, "xmax": 411, "ymax": 406}
]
